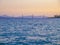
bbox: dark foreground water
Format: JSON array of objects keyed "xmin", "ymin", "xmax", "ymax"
[{"xmin": 0, "ymin": 18, "xmax": 60, "ymax": 45}]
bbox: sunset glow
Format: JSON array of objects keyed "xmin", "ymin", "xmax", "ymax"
[{"xmin": 0, "ymin": 0, "xmax": 60, "ymax": 17}]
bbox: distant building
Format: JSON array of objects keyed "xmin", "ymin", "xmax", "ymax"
[{"xmin": 54, "ymin": 15, "xmax": 60, "ymax": 18}]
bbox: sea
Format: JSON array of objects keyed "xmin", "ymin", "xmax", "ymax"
[{"xmin": 0, "ymin": 18, "xmax": 60, "ymax": 45}]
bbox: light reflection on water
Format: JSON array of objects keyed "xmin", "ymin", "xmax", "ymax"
[{"xmin": 0, "ymin": 18, "xmax": 60, "ymax": 45}]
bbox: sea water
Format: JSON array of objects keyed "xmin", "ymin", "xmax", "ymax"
[{"xmin": 0, "ymin": 18, "xmax": 60, "ymax": 45}]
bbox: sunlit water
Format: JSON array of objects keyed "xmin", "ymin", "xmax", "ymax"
[{"xmin": 0, "ymin": 18, "xmax": 60, "ymax": 45}]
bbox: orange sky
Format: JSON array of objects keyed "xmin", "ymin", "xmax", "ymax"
[{"xmin": 0, "ymin": 0, "xmax": 60, "ymax": 17}]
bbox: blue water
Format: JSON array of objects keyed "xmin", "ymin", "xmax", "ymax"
[{"xmin": 0, "ymin": 18, "xmax": 60, "ymax": 45}]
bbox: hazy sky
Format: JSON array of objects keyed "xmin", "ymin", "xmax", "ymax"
[{"xmin": 0, "ymin": 0, "xmax": 60, "ymax": 17}]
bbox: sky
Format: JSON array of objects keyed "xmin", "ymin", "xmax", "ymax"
[{"xmin": 0, "ymin": 0, "xmax": 60, "ymax": 17}]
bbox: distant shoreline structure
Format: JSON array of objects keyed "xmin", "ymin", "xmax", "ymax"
[
  {"xmin": 48, "ymin": 15, "xmax": 60, "ymax": 18},
  {"xmin": 54, "ymin": 15, "xmax": 60, "ymax": 18}
]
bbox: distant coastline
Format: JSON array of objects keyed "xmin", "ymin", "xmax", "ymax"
[{"xmin": 0, "ymin": 15, "xmax": 60, "ymax": 19}]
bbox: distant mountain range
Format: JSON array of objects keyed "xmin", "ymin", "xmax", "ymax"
[
  {"xmin": 0, "ymin": 16, "xmax": 13, "ymax": 19},
  {"xmin": 0, "ymin": 15, "xmax": 47, "ymax": 19},
  {"xmin": 0, "ymin": 15, "xmax": 60, "ymax": 19}
]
